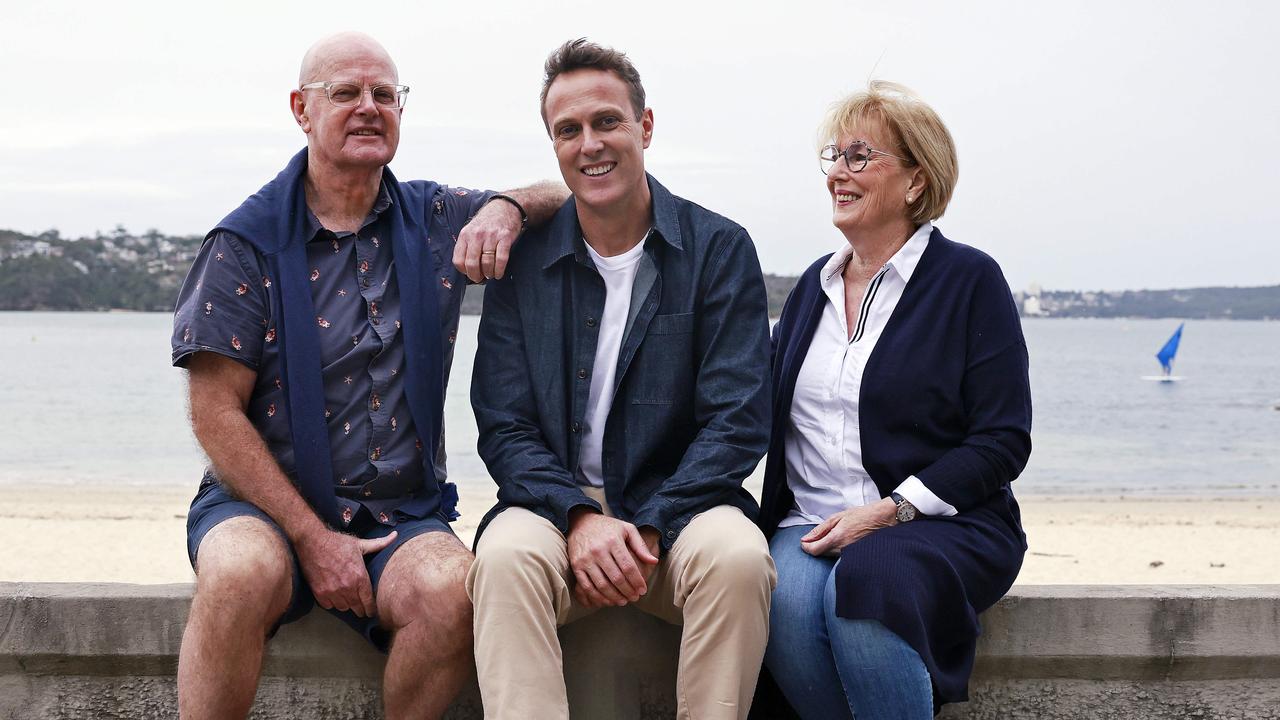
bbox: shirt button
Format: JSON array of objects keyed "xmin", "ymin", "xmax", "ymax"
[
  {"xmin": 587, "ymin": 317, "xmax": 597, "ymax": 327},
  {"xmin": 577, "ymin": 368, "xmax": 588, "ymax": 380},
  {"xmin": 361, "ymin": 278, "xmax": 371, "ymax": 288},
  {"xmin": 571, "ymin": 422, "xmax": 581, "ymax": 433},
  {"xmin": 666, "ymin": 530, "xmax": 676, "ymax": 539}
]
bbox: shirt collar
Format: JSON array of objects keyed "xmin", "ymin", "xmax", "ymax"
[
  {"xmin": 822, "ymin": 221, "xmax": 933, "ymax": 288},
  {"xmin": 543, "ymin": 173, "xmax": 683, "ymax": 269},
  {"xmin": 305, "ymin": 180, "xmax": 394, "ymax": 242},
  {"xmin": 646, "ymin": 174, "xmax": 684, "ymax": 251}
]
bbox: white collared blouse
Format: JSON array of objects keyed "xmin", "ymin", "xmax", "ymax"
[{"xmin": 780, "ymin": 221, "xmax": 958, "ymax": 527}]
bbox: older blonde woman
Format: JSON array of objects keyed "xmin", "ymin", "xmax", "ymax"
[{"xmin": 755, "ymin": 82, "xmax": 1031, "ymax": 718}]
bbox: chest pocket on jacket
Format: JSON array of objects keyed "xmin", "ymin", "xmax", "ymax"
[
  {"xmin": 646, "ymin": 311, "xmax": 694, "ymax": 335},
  {"xmin": 631, "ymin": 312, "xmax": 695, "ymax": 404}
]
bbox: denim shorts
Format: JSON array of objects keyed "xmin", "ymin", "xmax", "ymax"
[{"xmin": 186, "ymin": 479, "xmax": 455, "ymax": 652}]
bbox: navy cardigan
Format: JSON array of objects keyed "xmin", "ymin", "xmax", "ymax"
[{"xmin": 758, "ymin": 228, "xmax": 1031, "ymax": 709}]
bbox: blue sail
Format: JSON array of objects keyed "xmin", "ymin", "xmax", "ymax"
[{"xmin": 1155, "ymin": 323, "xmax": 1184, "ymax": 374}]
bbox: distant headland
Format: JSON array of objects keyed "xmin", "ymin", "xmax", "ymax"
[{"xmin": 2, "ymin": 228, "xmax": 1277, "ymax": 319}]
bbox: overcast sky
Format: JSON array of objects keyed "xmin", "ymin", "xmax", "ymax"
[{"xmin": 3, "ymin": 0, "xmax": 1277, "ymax": 291}]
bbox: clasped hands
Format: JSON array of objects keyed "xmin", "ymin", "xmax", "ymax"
[
  {"xmin": 567, "ymin": 508, "xmax": 661, "ymax": 609},
  {"xmin": 799, "ymin": 498, "xmax": 898, "ymax": 557}
]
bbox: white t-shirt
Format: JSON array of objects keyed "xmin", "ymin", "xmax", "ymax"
[{"xmin": 576, "ymin": 235, "xmax": 648, "ymax": 487}]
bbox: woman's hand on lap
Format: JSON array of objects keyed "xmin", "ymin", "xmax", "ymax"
[{"xmin": 800, "ymin": 499, "xmax": 898, "ymax": 557}]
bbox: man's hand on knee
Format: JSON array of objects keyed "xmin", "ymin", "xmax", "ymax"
[
  {"xmin": 566, "ymin": 510, "xmax": 659, "ymax": 608},
  {"xmin": 295, "ymin": 528, "xmax": 397, "ymax": 617},
  {"xmin": 636, "ymin": 526, "xmax": 662, "ymax": 583}
]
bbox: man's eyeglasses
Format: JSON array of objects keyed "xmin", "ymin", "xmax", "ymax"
[
  {"xmin": 819, "ymin": 141, "xmax": 910, "ymax": 175},
  {"xmin": 300, "ymin": 81, "xmax": 410, "ymax": 109}
]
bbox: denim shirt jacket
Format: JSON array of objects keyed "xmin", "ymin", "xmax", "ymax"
[{"xmin": 471, "ymin": 175, "xmax": 772, "ymax": 552}]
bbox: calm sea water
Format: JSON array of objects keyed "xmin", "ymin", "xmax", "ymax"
[{"xmin": 1, "ymin": 312, "xmax": 1277, "ymax": 496}]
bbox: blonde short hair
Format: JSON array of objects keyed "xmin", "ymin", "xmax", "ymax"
[{"xmin": 819, "ymin": 81, "xmax": 958, "ymax": 223}]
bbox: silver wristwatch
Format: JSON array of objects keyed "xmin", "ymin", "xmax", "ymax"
[{"xmin": 890, "ymin": 492, "xmax": 918, "ymax": 523}]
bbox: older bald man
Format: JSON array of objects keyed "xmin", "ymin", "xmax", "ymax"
[{"xmin": 172, "ymin": 32, "xmax": 565, "ymax": 719}]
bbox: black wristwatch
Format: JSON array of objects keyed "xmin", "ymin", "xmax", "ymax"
[{"xmin": 890, "ymin": 492, "xmax": 918, "ymax": 523}]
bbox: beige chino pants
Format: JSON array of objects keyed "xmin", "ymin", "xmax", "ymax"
[{"xmin": 467, "ymin": 489, "xmax": 776, "ymax": 720}]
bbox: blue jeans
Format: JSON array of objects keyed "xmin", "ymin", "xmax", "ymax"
[{"xmin": 764, "ymin": 525, "xmax": 933, "ymax": 720}]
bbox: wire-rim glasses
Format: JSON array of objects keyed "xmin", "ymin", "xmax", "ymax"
[
  {"xmin": 819, "ymin": 140, "xmax": 910, "ymax": 175},
  {"xmin": 299, "ymin": 81, "xmax": 410, "ymax": 109}
]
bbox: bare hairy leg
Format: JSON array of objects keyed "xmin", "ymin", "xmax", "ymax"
[
  {"xmin": 178, "ymin": 516, "xmax": 293, "ymax": 720},
  {"xmin": 376, "ymin": 531, "xmax": 475, "ymax": 720}
]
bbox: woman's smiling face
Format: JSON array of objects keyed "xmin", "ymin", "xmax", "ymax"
[{"xmin": 825, "ymin": 123, "xmax": 920, "ymax": 239}]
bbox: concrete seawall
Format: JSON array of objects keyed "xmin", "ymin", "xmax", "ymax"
[{"xmin": 2, "ymin": 583, "xmax": 1278, "ymax": 719}]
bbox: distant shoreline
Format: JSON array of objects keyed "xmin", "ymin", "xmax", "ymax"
[{"xmin": 4, "ymin": 228, "xmax": 1279, "ymax": 319}]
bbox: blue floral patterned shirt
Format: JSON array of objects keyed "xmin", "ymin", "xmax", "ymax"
[{"xmin": 172, "ymin": 181, "xmax": 494, "ymax": 527}]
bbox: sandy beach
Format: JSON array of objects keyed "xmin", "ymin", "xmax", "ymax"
[{"xmin": 2, "ymin": 483, "xmax": 1277, "ymax": 585}]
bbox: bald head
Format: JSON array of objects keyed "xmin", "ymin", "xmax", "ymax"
[
  {"xmin": 298, "ymin": 32, "xmax": 398, "ymax": 86},
  {"xmin": 291, "ymin": 31, "xmax": 403, "ymax": 173}
]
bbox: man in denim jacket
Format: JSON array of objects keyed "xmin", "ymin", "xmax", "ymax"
[{"xmin": 467, "ymin": 39, "xmax": 776, "ymax": 720}]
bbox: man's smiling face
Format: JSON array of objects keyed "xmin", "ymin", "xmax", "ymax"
[
  {"xmin": 294, "ymin": 36, "xmax": 402, "ymax": 172},
  {"xmin": 544, "ymin": 68, "xmax": 652, "ymax": 215}
]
